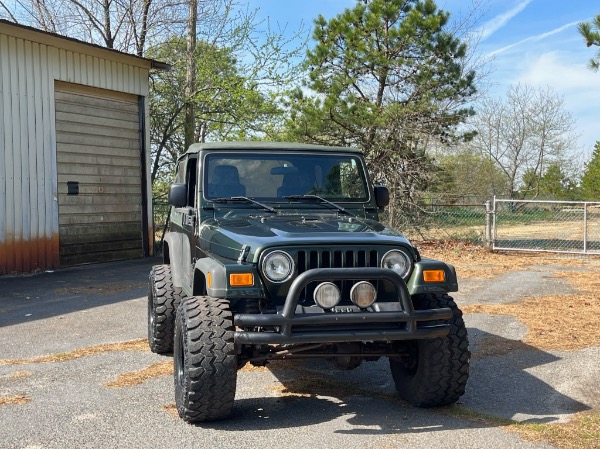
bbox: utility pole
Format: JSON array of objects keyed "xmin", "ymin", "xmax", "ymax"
[{"xmin": 184, "ymin": 0, "xmax": 197, "ymax": 149}]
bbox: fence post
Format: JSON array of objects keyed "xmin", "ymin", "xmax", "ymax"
[
  {"xmin": 584, "ymin": 202, "xmax": 588, "ymax": 254},
  {"xmin": 484, "ymin": 200, "xmax": 493, "ymax": 251}
]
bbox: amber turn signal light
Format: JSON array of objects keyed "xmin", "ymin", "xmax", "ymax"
[
  {"xmin": 423, "ymin": 270, "xmax": 445, "ymax": 282},
  {"xmin": 230, "ymin": 273, "xmax": 254, "ymax": 286}
]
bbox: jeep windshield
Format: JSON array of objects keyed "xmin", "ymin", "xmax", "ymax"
[{"xmin": 204, "ymin": 152, "xmax": 369, "ymax": 203}]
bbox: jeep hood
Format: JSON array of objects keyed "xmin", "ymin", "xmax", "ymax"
[{"xmin": 198, "ymin": 214, "xmax": 413, "ymax": 263}]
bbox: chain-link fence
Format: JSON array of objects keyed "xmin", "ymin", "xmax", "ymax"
[
  {"xmin": 402, "ymin": 200, "xmax": 487, "ymax": 244},
  {"xmin": 382, "ymin": 193, "xmax": 489, "ymax": 244},
  {"xmin": 151, "ymin": 195, "xmax": 600, "ymax": 255},
  {"xmin": 493, "ymin": 199, "xmax": 600, "ymax": 254}
]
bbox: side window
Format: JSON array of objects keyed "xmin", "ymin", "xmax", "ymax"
[
  {"xmin": 186, "ymin": 159, "xmax": 198, "ymax": 207},
  {"xmin": 176, "ymin": 161, "xmax": 186, "ymax": 183}
]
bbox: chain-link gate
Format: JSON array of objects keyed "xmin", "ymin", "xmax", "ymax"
[{"xmin": 492, "ymin": 199, "xmax": 600, "ymax": 254}]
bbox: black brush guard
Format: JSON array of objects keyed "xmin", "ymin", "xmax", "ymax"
[{"xmin": 233, "ymin": 268, "xmax": 452, "ymax": 345}]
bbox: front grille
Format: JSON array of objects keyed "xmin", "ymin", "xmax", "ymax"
[
  {"xmin": 295, "ymin": 249, "xmax": 382, "ymax": 306},
  {"xmin": 296, "ymin": 249, "xmax": 380, "ymax": 273},
  {"xmin": 259, "ymin": 246, "xmax": 411, "ymax": 306}
]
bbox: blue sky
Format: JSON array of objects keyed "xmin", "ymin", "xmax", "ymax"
[{"xmin": 245, "ymin": 0, "xmax": 599, "ymax": 157}]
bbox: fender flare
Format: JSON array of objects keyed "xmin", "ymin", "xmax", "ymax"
[
  {"xmin": 163, "ymin": 232, "xmax": 191, "ymax": 290},
  {"xmin": 195, "ymin": 257, "xmax": 227, "ymax": 298}
]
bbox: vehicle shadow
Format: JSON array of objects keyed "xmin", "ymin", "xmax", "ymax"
[
  {"xmin": 0, "ymin": 257, "xmax": 159, "ymax": 328},
  {"xmin": 203, "ymin": 328, "xmax": 589, "ymax": 432}
]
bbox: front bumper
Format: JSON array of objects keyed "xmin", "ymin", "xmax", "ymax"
[{"xmin": 233, "ymin": 268, "xmax": 452, "ymax": 345}]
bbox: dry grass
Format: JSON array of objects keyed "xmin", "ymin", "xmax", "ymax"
[
  {"xmin": 0, "ymin": 339, "xmax": 148, "ymax": 366},
  {"xmin": 418, "ymin": 241, "xmax": 600, "ymax": 350},
  {"xmin": 105, "ymin": 361, "xmax": 173, "ymax": 388},
  {"xmin": 268, "ymin": 375, "xmax": 352, "ymax": 399},
  {"xmin": 53, "ymin": 281, "xmax": 145, "ymax": 297},
  {"xmin": 463, "ymin": 294, "xmax": 600, "ymax": 350},
  {"xmin": 0, "ymin": 395, "xmax": 31, "ymax": 406},
  {"xmin": 513, "ymin": 411, "xmax": 600, "ymax": 449},
  {"xmin": 238, "ymin": 363, "xmax": 270, "ymax": 373},
  {"xmin": 163, "ymin": 402, "xmax": 179, "ymax": 418},
  {"xmin": 5, "ymin": 371, "xmax": 33, "ymax": 379},
  {"xmin": 444, "ymin": 406, "xmax": 600, "ymax": 449},
  {"xmin": 461, "ymin": 268, "xmax": 600, "ymax": 351}
]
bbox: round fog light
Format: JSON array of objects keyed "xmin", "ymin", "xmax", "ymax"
[
  {"xmin": 350, "ymin": 282, "xmax": 377, "ymax": 308},
  {"xmin": 313, "ymin": 282, "xmax": 341, "ymax": 309}
]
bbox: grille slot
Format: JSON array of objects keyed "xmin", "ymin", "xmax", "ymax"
[
  {"xmin": 297, "ymin": 249, "xmax": 379, "ymax": 272},
  {"xmin": 296, "ymin": 249, "xmax": 380, "ymax": 305}
]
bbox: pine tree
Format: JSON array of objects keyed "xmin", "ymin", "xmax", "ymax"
[
  {"xmin": 581, "ymin": 142, "xmax": 600, "ymax": 199},
  {"xmin": 578, "ymin": 15, "xmax": 600, "ymax": 71}
]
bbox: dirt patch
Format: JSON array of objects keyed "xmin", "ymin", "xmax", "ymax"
[
  {"xmin": 0, "ymin": 395, "xmax": 31, "ymax": 406},
  {"xmin": 53, "ymin": 282, "xmax": 146, "ymax": 297},
  {"xmin": 0, "ymin": 339, "xmax": 148, "ymax": 366},
  {"xmin": 105, "ymin": 362, "xmax": 173, "ymax": 388}
]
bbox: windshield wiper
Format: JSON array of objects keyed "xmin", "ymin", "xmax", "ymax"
[
  {"xmin": 210, "ymin": 196, "xmax": 277, "ymax": 213},
  {"xmin": 284, "ymin": 195, "xmax": 350, "ymax": 215}
]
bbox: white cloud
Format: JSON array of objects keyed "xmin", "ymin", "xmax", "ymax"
[
  {"xmin": 514, "ymin": 51, "xmax": 596, "ymax": 92},
  {"xmin": 478, "ymin": 0, "xmax": 532, "ymax": 41},
  {"xmin": 488, "ymin": 20, "xmax": 581, "ymax": 57},
  {"xmin": 513, "ymin": 51, "xmax": 600, "ymax": 153}
]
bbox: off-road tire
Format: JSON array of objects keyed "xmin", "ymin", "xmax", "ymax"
[
  {"xmin": 174, "ymin": 296, "xmax": 237, "ymax": 422},
  {"xmin": 148, "ymin": 265, "xmax": 183, "ymax": 354},
  {"xmin": 390, "ymin": 293, "xmax": 470, "ymax": 407}
]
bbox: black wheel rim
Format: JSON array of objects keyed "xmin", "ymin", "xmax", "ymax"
[
  {"xmin": 147, "ymin": 290, "xmax": 154, "ymax": 336},
  {"xmin": 175, "ymin": 329, "xmax": 185, "ymax": 388}
]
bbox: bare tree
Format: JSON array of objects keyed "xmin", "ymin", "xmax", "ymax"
[
  {"xmin": 470, "ymin": 84, "xmax": 577, "ymax": 198},
  {"xmin": 7, "ymin": 0, "xmax": 188, "ymax": 56}
]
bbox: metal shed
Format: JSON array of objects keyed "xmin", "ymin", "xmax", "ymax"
[{"xmin": 0, "ymin": 20, "xmax": 168, "ymax": 274}]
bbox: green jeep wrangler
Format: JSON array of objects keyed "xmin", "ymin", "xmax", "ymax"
[{"xmin": 148, "ymin": 142, "xmax": 469, "ymax": 423}]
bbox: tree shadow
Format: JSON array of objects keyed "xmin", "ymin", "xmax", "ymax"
[{"xmin": 0, "ymin": 257, "xmax": 159, "ymax": 328}]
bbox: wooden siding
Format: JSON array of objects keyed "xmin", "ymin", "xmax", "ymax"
[
  {"xmin": 55, "ymin": 84, "xmax": 144, "ymax": 265},
  {"xmin": 0, "ymin": 24, "xmax": 152, "ymax": 274}
]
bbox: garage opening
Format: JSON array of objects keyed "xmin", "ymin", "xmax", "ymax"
[{"xmin": 55, "ymin": 81, "xmax": 146, "ymax": 265}]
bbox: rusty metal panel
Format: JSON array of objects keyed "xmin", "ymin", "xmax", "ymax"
[
  {"xmin": 0, "ymin": 23, "xmax": 152, "ymax": 274},
  {"xmin": 0, "ymin": 33, "xmax": 60, "ymax": 274},
  {"xmin": 0, "ymin": 34, "xmax": 7, "ymax": 273}
]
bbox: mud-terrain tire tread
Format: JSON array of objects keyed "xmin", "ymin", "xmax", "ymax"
[
  {"xmin": 148, "ymin": 264, "xmax": 184, "ymax": 354},
  {"xmin": 174, "ymin": 296, "xmax": 237, "ymax": 422},
  {"xmin": 390, "ymin": 293, "xmax": 470, "ymax": 407}
]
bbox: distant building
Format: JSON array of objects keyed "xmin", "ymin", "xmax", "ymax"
[{"xmin": 0, "ymin": 20, "xmax": 169, "ymax": 274}]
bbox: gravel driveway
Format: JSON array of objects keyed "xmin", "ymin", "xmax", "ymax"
[{"xmin": 1, "ymin": 256, "xmax": 598, "ymax": 449}]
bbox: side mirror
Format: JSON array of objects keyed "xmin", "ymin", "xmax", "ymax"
[
  {"xmin": 374, "ymin": 185, "xmax": 389, "ymax": 208},
  {"xmin": 168, "ymin": 183, "xmax": 188, "ymax": 208}
]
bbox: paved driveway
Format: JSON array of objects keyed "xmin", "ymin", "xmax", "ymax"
[{"xmin": 1, "ymin": 257, "xmax": 598, "ymax": 449}]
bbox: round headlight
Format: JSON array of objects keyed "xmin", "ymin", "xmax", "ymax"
[
  {"xmin": 350, "ymin": 281, "xmax": 377, "ymax": 308},
  {"xmin": 381, "ymin": 249, "xmax": 411, "ymax": 278},
  {"xmin": 313, "ymin": 282, "xmax": 341, "ymax": 309},
  {"xmin": 262, "ymin": 251, "xmax": 294, "ymax": 283}
]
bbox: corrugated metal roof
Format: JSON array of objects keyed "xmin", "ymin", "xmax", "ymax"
[{"xmin": 0, "ymin": 19, "xmax": 170, "ymax": 71}]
